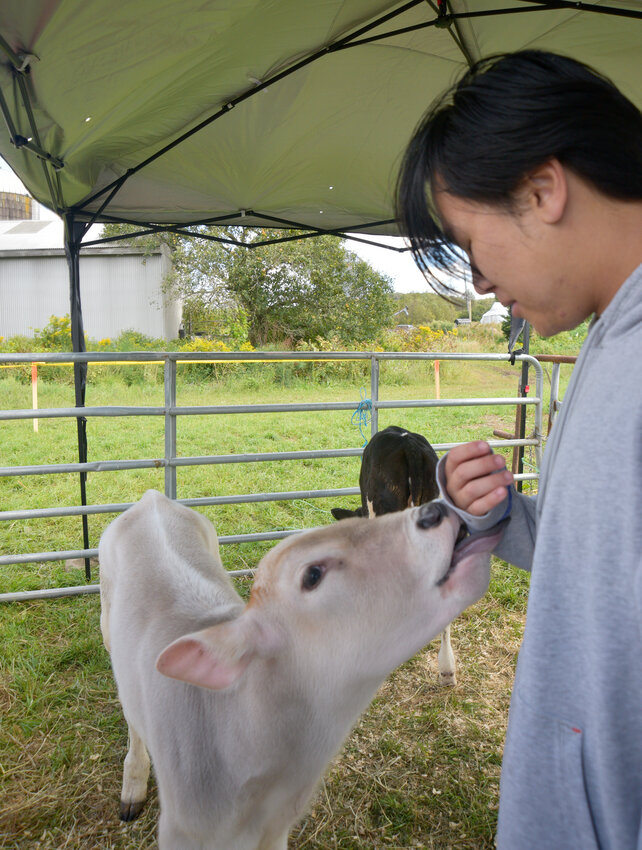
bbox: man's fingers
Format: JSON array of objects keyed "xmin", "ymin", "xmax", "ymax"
[
  {"xmin": 456, "ymin": 468, "xmax": 512, "ymax": 513},
  {"xmin": 447, "ymin": 451, "xmax": 508, "ymax": 493},
  {"xmin": 444, "ymin": 441, "xmax": 513, "ymax": 514},
  {"xmin": 445, "ymin": 441, "xmax": 494, "ymax": 470},
  {"xmin": 465, "ymin": 485, "xmax": 512, "ymax": 517}
]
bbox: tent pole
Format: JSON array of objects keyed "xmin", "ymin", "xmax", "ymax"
[{"xmin": 64, "ymin": 214, "xmax": 91, "ymax": 580}]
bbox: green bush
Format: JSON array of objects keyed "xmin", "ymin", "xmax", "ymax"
[
  {"xmin": 0, "ymin": 334, "xmax": 36, "ymax": 382},
  {"xmin": 426, "ymin": 319, "xmax": 456, "ymax": 334},
  {"xmin": 113, "ymin": 328, "xmax": 166, "ymax": 352},
  {"xmin": 530, "ymin": 322, "xmax": 588, "ymax": 355},
  {"xmin": 0, "ymin": 313, "xmax": 586, "ymax": 391},
  {"xmin": 177, "ymin": 337, "xmax": 254, "ymax": 382},
  {"xmin": 32, "ymin": 314, "xmax": 75, "ymax": 351}
]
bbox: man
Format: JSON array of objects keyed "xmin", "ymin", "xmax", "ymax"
[{"xmin": 397, "ymin": 50, "xmax": 642, "ymax": 848}]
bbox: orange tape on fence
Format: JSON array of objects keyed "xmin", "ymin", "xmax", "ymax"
[{"xmin": 31, "ymin": 362, "xmax": 38, "ymax": 432}]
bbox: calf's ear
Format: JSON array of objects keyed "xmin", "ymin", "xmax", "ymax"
[
  {"xmin": 330, "ymin": 507, "xmax": 363, "ymax": 521},
  {"xmin": 156, "ymin": 612, "xmax": 281, "ymax": 690}
]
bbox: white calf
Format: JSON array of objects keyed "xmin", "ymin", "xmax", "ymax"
[{"xmin": 99, "ymin": 489, "xmax": 505, "ymax": 850}]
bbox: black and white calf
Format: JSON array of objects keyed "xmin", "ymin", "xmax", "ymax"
[{"xmin": 332, "ymin": 425, "xmax": 458, "ymax": 685}]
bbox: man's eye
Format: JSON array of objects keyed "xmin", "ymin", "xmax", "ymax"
[
  {"xmin": 470, "ymin": 265, "xmax": 487, "ymax": 290},
  {"xmin": 301, "ymin": 564, "xmax": 325, "ymax": 591}
]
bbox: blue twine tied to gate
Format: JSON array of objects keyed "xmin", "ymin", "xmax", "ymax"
[{"xmin": 351, "ymin": 389, "xmax": 372, "ymax": 446}]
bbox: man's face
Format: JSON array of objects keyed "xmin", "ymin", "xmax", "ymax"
[{"xmin": 434, "ymin": 190, "xmax": 595, "ymax": 337}]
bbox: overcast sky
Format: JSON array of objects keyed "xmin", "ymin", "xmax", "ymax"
[
  {"xmin": 345, "ymin": 233, "xmax": 483, "ymax": 299},
  {"xmin": 345, "ymin": 234, "xmax": 428, "ymax": 293}
]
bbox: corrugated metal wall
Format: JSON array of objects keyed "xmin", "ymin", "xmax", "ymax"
[{"xmin": 0, "ymin": 247, "xmax": 181, "ymax": 340}]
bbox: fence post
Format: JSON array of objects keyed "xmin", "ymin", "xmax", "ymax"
[
  {"xmin": 370, "ymin": 354, "xmax": 379, "ymax": 437},
  {"xmin": 549, "ymin": 363, "xmax": 561, "ymax": 434},
  {"xmin": 434, "ymin": 359, "xmax": 440, "ymax": 400},
  {"xmin": 164, "ymin": 357, "xmax": 177, "ymax": 499}
]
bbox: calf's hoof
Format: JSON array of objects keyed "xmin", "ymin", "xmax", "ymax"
[
  {"xmin": 439, "ymin": 671, "xmax": 456, "ymax": 687},
  {"xmin": 119, "ymin": 798, "xmax": 146, "ymax": 821}
]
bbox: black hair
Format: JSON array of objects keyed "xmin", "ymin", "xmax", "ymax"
[{"xmin": 396, "ymin": 49, "xmax": 642, "ymax": 295}]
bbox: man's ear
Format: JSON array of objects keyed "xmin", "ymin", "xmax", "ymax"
[{"xmin": 524, "ymin": 158, "xmax": 568, "ymax": 225}]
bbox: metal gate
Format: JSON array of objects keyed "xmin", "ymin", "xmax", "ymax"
[{"xmin": 0, "ymin": 350, "xmax": 546, "ymax": 602}]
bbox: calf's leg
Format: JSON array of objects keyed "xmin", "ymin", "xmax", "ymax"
[
  {"xmin": 119, "ymin": 720, "xmax": 151, "ymax": 821},
  {"xmin": 99, "ymin": 578, "xmax": 150, "ymax": 819},
  {"xmin": 437, "ymin": 625, "xmax": 456, "ymax": 686}
]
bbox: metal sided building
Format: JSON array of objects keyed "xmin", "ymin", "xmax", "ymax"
[{"xmin": 0, "ymin": 219, "xmax": 180, "ymax": 342}]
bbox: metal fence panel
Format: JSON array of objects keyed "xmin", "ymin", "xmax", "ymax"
[{"xmin": 0, "ymin": 350, "xmax": 544, "ymax": 602}]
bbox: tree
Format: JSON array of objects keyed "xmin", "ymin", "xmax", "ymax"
[
  {"xmin": 101, "ymin": 223, "xmax": 394, "ymax": 345},
  {"xmin": 224, "ymin": 229, "xmax": 394, "ymax": 345}
]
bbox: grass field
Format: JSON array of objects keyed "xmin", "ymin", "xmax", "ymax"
[{"xmin": 0, "ymin": 355, "xmax": 572, "ymax": 849}]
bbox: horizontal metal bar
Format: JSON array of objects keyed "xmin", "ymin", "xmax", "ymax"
[
  {"xmin": 0, "ymin": 568, "xmax": 257, "ymax": 602},
  {"xmin": 218, "ymin": 530, "xmax": 302, "ymax": 544},
  {"xmin": 0, "ymin": 395, "xmax": 539, "ymax": 422},
  {"xmin": 0, "ymin": 438, "xmax": 537, "ymax": 480},
  {"xmin": 0, "ymin": 528, "xmax": 301, "ymax": 567},
  {"xmin": 0, "ymin": 406, "xmax": 165, "ymax": 420},
  {"xmin": 450, "ymin": 439, "xmax": 538, "ymax": 449},
  {"xmin": 181, "ymin": 489, "xmax": 359, "ymax": 509},
  {"xmin": 0, "ymin": 459, "xmax": 166, "ymax": 477},
  {"xmin": 0, "ymin": 585, "xmax": 102, "ymax": 601},
  {"xmin": 0, "ymin": 503, "xmax": 133, "ymax": 521},
  {"xmin": 376, "ymin": 397, "xmax": 539, "ymax": 409},
  {"xmin": 0, "ymin": 350, "xmax": 540, "ymax": 364},
  {"xmin": 0, "ymin": 547, "xmax": 100, "ymax": 565},
  {"xmin": 173, "ymin": 448, "xmax": 364, "ymax": 466},
  {"xmin": 0, "ymin": 488, "xmax": 359, "ymax": 524},
  {"xmin": 176, "ymin": 402, "xmax": 368, "ymax": 415},
  {"xmin": 174, "ymin": 397, "xmax": 539, "ymax": 417},
  {"xmin": 0, "ymin": 449, "xmax": 364, "ymax": 478},
  {"xmin": 175, "ymin": 438, "xmax": 537, "ymax": 464}
]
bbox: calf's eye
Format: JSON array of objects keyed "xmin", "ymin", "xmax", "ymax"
[{"xmin": 301, "ymin": 564, "xmax": 325, "ymax": 591}]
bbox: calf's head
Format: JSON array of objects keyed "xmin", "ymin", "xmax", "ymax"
[{"xmin": 157, "ymin": 504, "xmax": 506, "ymax": 692}]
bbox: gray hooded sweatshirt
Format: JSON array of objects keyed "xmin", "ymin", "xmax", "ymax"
[{"xmin": 437, "ymin": 263, "xmax": 642, "ymax": 849}]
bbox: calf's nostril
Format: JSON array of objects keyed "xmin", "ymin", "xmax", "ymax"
[{"xmin": 416, "ymin": 501, "xmax": 445, "ymax": 529}]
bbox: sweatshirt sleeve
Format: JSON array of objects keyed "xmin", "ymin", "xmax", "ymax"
[{"xmin": 436, "ymin": 454, "xmax": 537, "ymax": 571}]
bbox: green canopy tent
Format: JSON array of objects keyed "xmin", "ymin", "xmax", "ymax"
[
  {"xmin": 2, "ymin": 0, "xmax": 641, "ymax": 235},
  {"xmin": 1, "ymin": 0, "xmax": 641, "ymax": 570}
]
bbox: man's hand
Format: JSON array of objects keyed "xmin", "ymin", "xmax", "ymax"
[{"xmin": 444, "ymin": 441, "xmax": 513, "ymax": 516}]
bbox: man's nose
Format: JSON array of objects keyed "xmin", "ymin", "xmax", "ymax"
[{"xmin": 472, "ymin": 269, "xmax": 492, "ymax": 294}]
